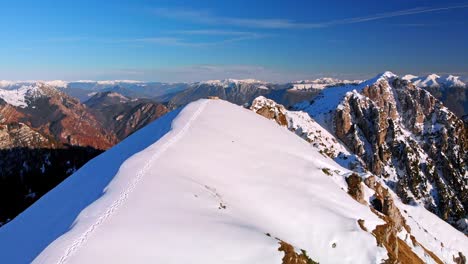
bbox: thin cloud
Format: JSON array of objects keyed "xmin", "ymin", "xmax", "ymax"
[
  {"xmin": 153, "ymin": 8, "xmax": 303, "ymax": 29},
  {"xmin": 318, "ymin": 4, "xmax": 468, "ymax": 27},
  {"xmin": 174, "ymin": 29, "xmax": 264, "ymax": 37},
  {"xmin": 153, "ymin": 4, "xmax": 468, "ymax": 29},
  {"xmin": 130, "ymin": 35, "xmax": 260, "ymax": 47}
]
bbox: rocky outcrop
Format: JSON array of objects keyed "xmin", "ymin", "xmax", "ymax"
[
  {"xmin": 251, "ymin": 96, "xmax": 288, "ymax": 127},
  {"xmin": 0, "ymin": 123, "xmax": 56, "ymax": 149},
  {"xmin": 333, "ymin": 74, "xmax": 467, "ymax": 231},
  {"xmin": 278, "ymin": 241, "xmax": 319, "ymax": 264},
  {"xmin": 346, "ymin": 174, "xmax": 366, "ymax": 204}
]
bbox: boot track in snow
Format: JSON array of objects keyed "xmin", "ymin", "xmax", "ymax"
[{"xmin": 56, "ymin": 100, "xmax": 210, "ymax": 264}]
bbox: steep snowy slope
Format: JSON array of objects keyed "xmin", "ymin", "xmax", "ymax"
[{"xmin": 0, "ymin": 99, "xmax": 466, "ymax": 264}]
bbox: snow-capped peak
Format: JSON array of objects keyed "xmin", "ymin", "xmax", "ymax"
[
  {"xmin": 0, "ymin": 84, "xmax": 44, "ymax": 108},
  {"xmin": 290, "ymin": 78, "xmax": 362, "ymax": 91},
  {"xmin": 406, "ymin": 74, "xmax": 466, "ymax": 88},
  {"xmin": 201, "ymin": 78, "xmax": 267, "ymax": 87},
  {"xmin": 444, "ymin": 75, "xmax": 466, "ymax": 87},
  {"xmin": 377, "ymin": 71, "xmax": 398, "ymax": 80},
  {"xmin": 0, "ymin": 80, "xmax": 68, "ymax": 89},
  {"xmin": 402, "ymin": 74, "xmax": 419, "ymax": 82}
]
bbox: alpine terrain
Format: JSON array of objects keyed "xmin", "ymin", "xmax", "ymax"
[{"xmin": 0, "ymin": 99, "xmax": 466, "ymax": 264}]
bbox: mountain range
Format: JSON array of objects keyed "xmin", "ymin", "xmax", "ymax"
[
  {"xmin": 0, "ymin": 98, "xmax": 466, "ymax": 263},
  {"xmin": 0, "ymin": 72, "xmax": 466, "ymax": 263}
]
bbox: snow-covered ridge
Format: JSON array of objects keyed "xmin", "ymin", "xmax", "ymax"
[
  {"xmin": 0, "ymin": 99, "xmax": 388, "ymax": 263},
  {"xmin": 0, "ymin": 98, "xmax": 466, "ymax": 263},
  {"xmin": 0, "ymin": 80, "xmax": 146, "ymax": 89},
  {"xmin": 78, "ymin": 80, "xmax": 144, "ymax": 85},
  {"xmin": 403, "ymin": 74, "xmax": 467, "ymax": 88},
  {"xmin": 251, "ymin": 96, "xmax": 363, "ymax": 170},
  {"xmin": 0, "ymin": 85, "xmax": 44, "ymax": 108},
  {"xmin": 290, "ymin": 78, "xmax": 362, "ymax": 91},
  {"xmin": 200, "ymin": 78, "xmax": 268, "ymax": 87}
]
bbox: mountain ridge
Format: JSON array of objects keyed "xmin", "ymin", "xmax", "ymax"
[{"xmin": 0, "ymin": 99, "xmax": 466, "ymax": 263}]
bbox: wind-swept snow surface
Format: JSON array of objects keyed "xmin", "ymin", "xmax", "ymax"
[{"xmin": 0, "ymin": 99, "xmax": 387, "ymax": 264}]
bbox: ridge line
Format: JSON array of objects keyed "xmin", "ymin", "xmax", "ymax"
[{"xmin": 54, "ymin": 100, "xmax": 210, "ymax": 264}]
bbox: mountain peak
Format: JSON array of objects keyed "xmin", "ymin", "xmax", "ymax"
[
  {"xmin": 0, "ymin": 84, "xmax": 44, "ymax": 108},
  {"xmin": 377, "ymin": 71, "xmax": 398, "ymax": 80},
  {"xmin": 406, "ymin": 74, "xmax": 467, "ymax": 88}
]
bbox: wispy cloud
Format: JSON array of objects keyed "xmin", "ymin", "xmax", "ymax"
[
  {"xmin": 38, "ymin": 32, "xmax": 263, "ymax": 48},
  {"xmin": 173, "ymin": 29, "xmax": 265, "ymax": 37},
  {"xmin": 318, "ymin": 4, "xmax": 468, "ymax": 27},
  {"xmin": 153, "ymin": 8, "xmax": 307, "ymax": 29},
  {"xmin": 127, "ymin": 30, "xmax": 265, "ymax": 47},
  {"xmin": 153, "ymin": 4, "xmax": 468, "ymax": 29}
]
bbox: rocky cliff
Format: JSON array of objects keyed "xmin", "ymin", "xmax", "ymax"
[{"xmin": 293, "ymin": 72, "xmax": 467, "ymax": 232}]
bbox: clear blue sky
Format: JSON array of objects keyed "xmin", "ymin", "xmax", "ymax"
[{"xmin": 1, "ymin": 0, "xmax": 468, "ymax": 82}]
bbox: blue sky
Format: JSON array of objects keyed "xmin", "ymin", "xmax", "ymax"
[{"xmin": 1, "ymin": 0, "xmax": 468, "ymax": 82}]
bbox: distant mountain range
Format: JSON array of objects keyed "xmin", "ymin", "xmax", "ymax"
[
  {"xmin": 0, "ymin": 73, "xmax": 466, "ymax": 239},
  {"xmin": 2, "ymin": 74, "xmax": 465, "ymax": 116},
  {"xmin": 403, "ymin": 74, "xmax": 468, "ymax": 117}
]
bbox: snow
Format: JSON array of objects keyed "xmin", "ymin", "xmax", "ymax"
[
  {"xmin": 290, "ymin": 78, "xmax": 361, "ymax": 91},
  {"xmin": 107, "ymin": 92, "xmax": 130, "ymax": 102},
  {"xmin": 94, "ymin": 80, "xmax": 144, "ymax": 85},
  {"xmin": 402, "ymin": 74, "xmax": 419, "ymax": 82},
  {"xmin": 251, "ymin": 96, "xmax": 363, "ymax": 171},
  {"xmin": 201, "ymin": 79, "xmax": 267, "ymax": 88},
  {"xmin": 0, "ymin": 80, "xmax": 18, "ymax": 88},
  {"xmin": 0, "ymin": 85, "xmax": 43, "ymax": 107},
  {"xmin": 0, "ymin": 99, "xmax": 386, "ymax": 264},
  {"xmin": 361, "ymin": 175, "xmax": 468, "ymax": 262},
  {"xmin": 408, "ymin": 74, "xmax": 467, "ymax": 88},
  {"xmin": 43, "ymin": 80, "xmax": 69, "ymax": 88},
  {"xmin": 391, "ymin": 189, "xmax": 468, "ymax": 261},
  {"xmin": 294, "ymin": 71, "xmax": 397, "ymax": 129}
]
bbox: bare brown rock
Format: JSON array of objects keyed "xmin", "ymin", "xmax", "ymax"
[
  {"xmin": 346, "ymin": 173, "xmax": 366, "ymax": 204},
  {"xmin": 278, "ymin": 241, "xmax": 318, "ymax": 264},
  {"xmin": 251, "ymin": 96, "xmax": 288, "ymax": 127}
]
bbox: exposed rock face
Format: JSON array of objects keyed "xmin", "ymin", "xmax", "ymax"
[
  {"xmin": 0, "ymin": 84, "xmax": 117, "ymax": 149},
  {"xmin": 0, "ymin": 123, "xmax": 56, "ymax": 149},
  {"xmin": 251, "ymin": 96, "xmax": 288, "ymax": 127},
  {"xmin": 359, "ymin": 178, "xmax": 447, "ymax": 264},
  {"xmin": 404, "ymin": 74, "xmax": 468, "ymax": 117},
  {"xmin": 332, "ymin": 74, "xmax": 467, "ymax": 231},
  {"xmin": 85, "ymin": 91, "xmax": 169, "ymax": 140},
  {"xmin": 278, "ymin": 241, "xmax": 319, "ymax": 264},
  {"xmin": 346, "ymin": 174, "xmax": 366, "ymax": 204}
]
